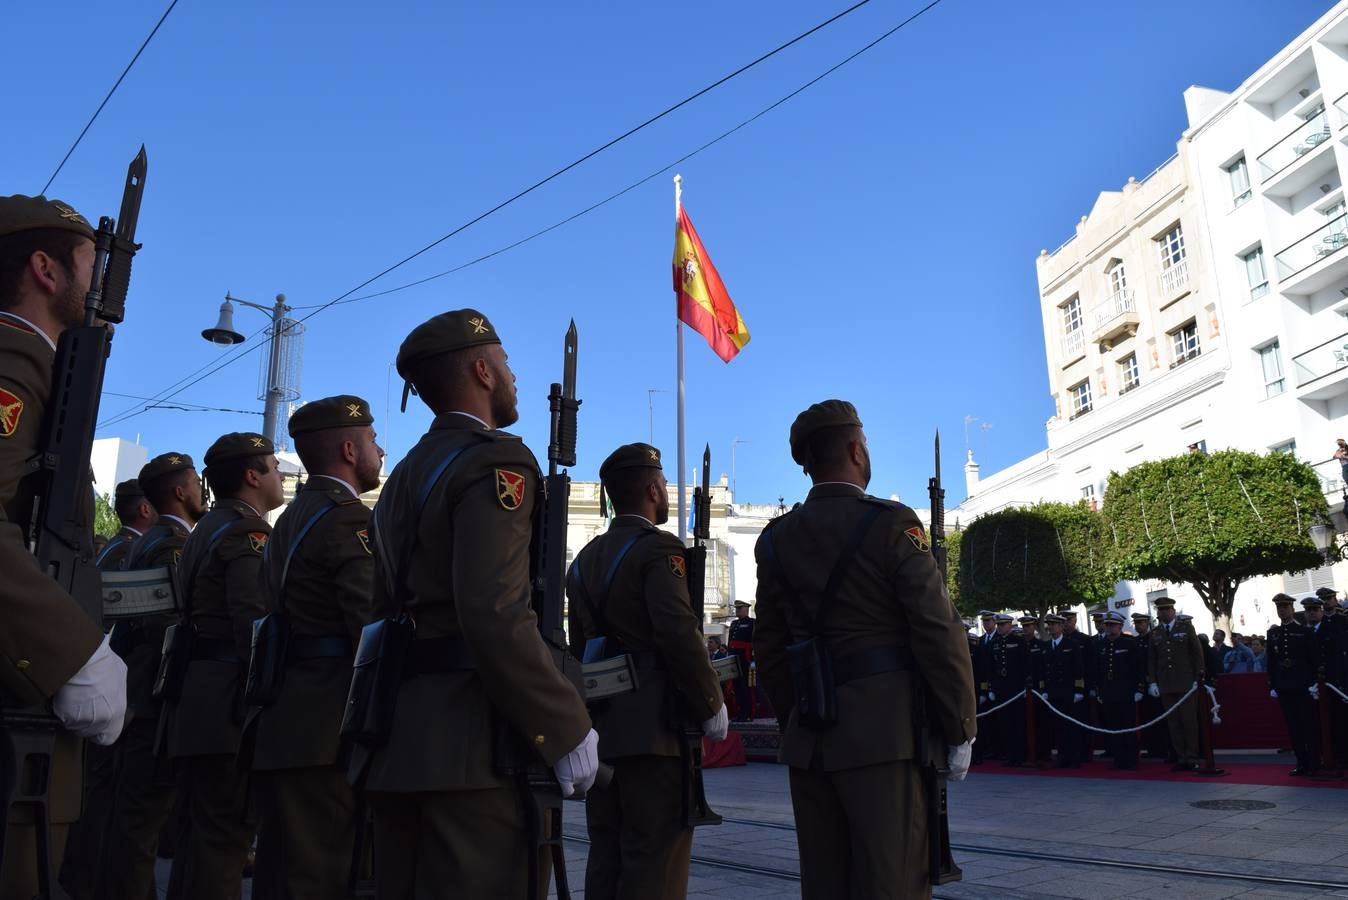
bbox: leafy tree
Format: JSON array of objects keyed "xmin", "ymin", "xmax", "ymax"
[
  {"xmin": 942, "ymin": 528, "xmax": 962, "ymax": 610},
  {"xmin": 94, "ymin": 493, "xmax": 120, "ymax": 539},
  {"xmin": 1103, "ymin": 449, "xmax": 1326, "ymax": 633},
  {"xmin": 955, "ymin": 502, "xmax": 1114, "ymax": 619}
]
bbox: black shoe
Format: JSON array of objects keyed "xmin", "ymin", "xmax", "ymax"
[
  {"xmin": 1170, "ymin": 763, "xmax": 1191, "ymax": 772},
  {"xmin": 1289, "ymin": 767, "xmax": 1308, "ymax": 776}
]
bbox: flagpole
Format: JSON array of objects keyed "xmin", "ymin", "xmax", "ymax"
[{"xmin": 674, "ymin": 174, "xmax": 688, "ymax": 543}]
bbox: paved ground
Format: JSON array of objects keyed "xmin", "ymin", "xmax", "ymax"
[{"xmin": 157, "ymin": 754, "xmax": 1348, "ymax": 898}]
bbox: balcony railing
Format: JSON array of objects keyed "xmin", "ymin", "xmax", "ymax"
[
  {"xmin": 1061, "ymin": 328, "xmax": 1085, "ymax": 360},
  {"xmin": 1092, "ymin": 288, "xmax": 1135, "ymax": 326},
  {"xmin": 1336, "ymin": 92, "xmax": 1348, "ymax": 125},
  {"xmin": 1159, "ymin": 258, "xmax": 1189, "ymax": 296},
  {"xmin": 1257, "ymin": 108, "xmax": 1331, "ymax": 181},
  {"xmin": 1169, "ymin": 346, "xmax": 1201, "ymax": 370},
  {"xmin": 1068, "ymin": 403, "xmax": 1092, "ymax": 421},
  {"xmin": 1274, "ymin": 211, "xmax": 1348, "ymax": 280},
  {"xmin": 1118, "ymin": 379, "xmax": 1140, "ymax": 396},
  {"xmin": 1292, "ymin": 329, "xmax": 1348, "ymax": 388}
]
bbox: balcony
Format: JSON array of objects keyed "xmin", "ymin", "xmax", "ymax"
[
  {"xmin": 1158, "ymin": 258, "xmax": 1190, "ymax": 300},
  {"xmin": 1273, "ymin": 211, "xmax": 1348, "ymax": 294},
  {"xmin": 1091, "ymin": 288, "xmax": 1138, "ymax": 345},
  {"xmin": 1169, "ymin": 346, "xmax": 1201, "ymax": 370},
  {"xmin": 1292, "ymin": 329, "xmax": 1348, "ymax": 400},
  {"xmin": 1336, "ymin": 92, "xmax": 1348, "ymax": 126},
  {"xmin": 1257, "ymin": 109, "xmax": 1332, "ymax": 184},
  {"xmin": 1061, "ymin": 328, "xmax": 1085, "ymax": 364}
]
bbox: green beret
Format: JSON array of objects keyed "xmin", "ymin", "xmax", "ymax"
[
  {"xmin": 599, "ymin": 443, "xmax": 664, "ymax": 482},
  {"xmin": 396, "ymin": 309, "xmax": 501, "ymax": 380},
  {"xmin": 114, "ymin": 479, "xmax": 144, "ymax": 501},
  {"xmin": 788, "ymin": 400, "xmax": 862, "ymax": 466},
  {"xmin": 289, "ymin": 394, "xmax": 374, "ymax": 437},
  {"xmin": 139, "ymin": 452, "xmax": 196, "ymax": 485},
  {"xmin": 0, "ymin": 195, "xmax": 95, "ymax": 240},
  {"xmin": 204, "ymin": 432, "xmax": 274, "ymax": 467}
]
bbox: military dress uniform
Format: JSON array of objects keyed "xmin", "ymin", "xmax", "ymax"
[
  {"xmin": 1320, "ymin": 589, "xmax": 1348, "ymax": 765},
  {"xmin": 566, "ymin": 443, "xmax": 724, "ymax": 900},
  {"xmin": 988, "ymin": 618, "xmax": 1027, "ymax": 765},
  {"xmin": 753, "ymin": 401, "xmax": 975, "ymax": 900},
  {"xmin": 1091, "ymin": 614, "xmax": 1144, "ymax": 769},
  {"xmin": 1146, "ymin": 601, "xmax": 1206, "ymax": 769},
  {"xmin": 249, "ymin": 397, "xmax": 378, "ymax": 900},
  {"xmin": 727, "ymin": 603, "xmax": 756, "ymax": 720},
  {"xmin": 1060, "ymin": 614, "xmax": 1093, "ymax": 761},
  {"xmin": 1019, "ymin": 618, "xmax": 1051, "ymax": 764},
  {"xmin": 1267, "ymin": 596, "xmax": 1322, "ymax": 775},
  {"xmin": 0, "ymin": 198, "xmax": 109, "ymax": 897},
  {"xmin": 1131, "ymin": 616, "xmax": 1170, "ymax": 760},
  {"xmin": 1042, "ymin": 620, "xmax": 1086, "ymax": 768},
  {"xmin": 360, "ymin": 311, "xmax": 591, "ymax": 899},
  {"xmin": 163, "ymin": 434, "xmax": 275, "ymax": 900},
  {"xmin": 972, "ymin": 613, "xmax": 998, "ymax": 762}
]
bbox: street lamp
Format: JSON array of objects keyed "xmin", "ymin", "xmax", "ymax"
[
  {"xmin": 1308, "ymin": 512, "xmax": 1344, "ymax": 565},
  {"xmin": 201, "ymin": 292, "xmax": 304, "ymax": 447}
]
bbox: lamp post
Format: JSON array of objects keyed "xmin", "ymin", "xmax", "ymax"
[
  {"xmin": 202, "ymin": 292, "xmax": 302, "ymax": 447},
  {"xmin": 731, "ymin": 437, "xmax": 749, "ymax": 500},
  {"xmin": 1308, "ymin": 512, "xmax": 1344, "ymax": 565}
]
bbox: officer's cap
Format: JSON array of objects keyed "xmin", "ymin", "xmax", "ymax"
[
  {"xmin": 994, "ymin": 613, "xmax": 1013, "ymax": 623},
  {"xmin": 289, "ymin": 395, "xmax": 374, "ymax": 437},
  {"xmin": 978, "ymin": 610, "xmax": 995, "ymax": 620},
  {"xmin": 788, "ymin": 400, "xmax": 862, "ymax": 467},
  {"xmin": 733, "ymin": 601, "xmax": 751, "ymax": 609},
  {"xmin": 1058, "ymin": 607, "xmax": 1078, "ymax": 617},
  {"xmin": 1302, "ymin": 596, "xmax": 1324, "ymax": 610},
  {"xmin": 0, "ymin": 195, "xmax": 95, "ymax": 240},
  {"xmin": 1317, "ymin": 587, "xmax": 1338, "ymax": 599},
  {"xmin": 1104, "ymin": 611, "xmax": 1125, "ymax": 625},
  {"xmin": 1018, "ymin": 616, "xmax": 1039, "ymax": 625},
  {"xmin": 1272, "ymin": 593, "xmax": 1297, "ymax": 606},
  {"xmin": 139, "ymin": 452, "xmax": 196, "ymax": 485},
  {"xmin": 1043, "ymin": 614, "xmax": 1065, "ymax": 624},
  {"xmin": 1152, "ymin": 597, "xmax": 1176, "ymax": 609},
  {"xmin": 204, "ymin": 432, "xmax": 274, "ymax": 467},
  {"xmin": 1130, "ymin": 612, "xmax": 1151, "ymax": 620},
  {"xmin": 395, "ymin": 309, "xmax": 501, "ymax": 381},
  {"xmin": 113, "ymin": 479, "xmax": 144, "ymax": 501},
  {"xmin": 599, "ymin": 443, "xmax": 664, "ymax": 482}
]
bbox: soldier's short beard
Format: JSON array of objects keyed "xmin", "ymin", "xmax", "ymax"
[
  {"xmin": 55, "ymin": 270, "xmax": 85, "ymax": 330},
  {"xmin": 490, "ymin": 367, "xmax": 518, "ymax": 429}
]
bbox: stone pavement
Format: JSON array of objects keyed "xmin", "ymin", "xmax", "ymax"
[{"xmin": 158, "ymin": 757, "xmax": 1348, "ymax": 898}]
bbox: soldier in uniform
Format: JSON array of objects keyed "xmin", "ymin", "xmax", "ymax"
[
  {"xmin": 250, "ymin": 397, "xmax": 383, "ymax": 899},
  {"xmin": 753, "ymin": 400, "xmax": 975, "ymax": 899},
  {"xmin": 1145, "ymin": 597, "xmax": 1206, "ymax": 771},
  {"xmin": 103, "ymin": 452, "xmax": 205, "ymax": 899},
  {"xmin": 727, "ymin": 600, "xmax": 756, "ymax": 720},
  {"xmin": 0, "ymin": 195, "xmax": 128, "ymax": 895},
  {"xmin": 1020, "ymin": 615, "xmax": 1051, "ymax": 765},
  {"xmin": 1267, "ymin": 594, "xmax": 1321, "ymax": 775},
  {"xmin": 1318, "ymin": 587, "xmax": 1348, "ymax": 765},
  {"xmin": 973, "ymin": 610, "xmax": 998, "ymax": 762},
  {"xmin": 988, "ymin": 613, "xmax": 1027, "ymax": 766},
  {"xmin": 1091, "ymin": 612, "xmax": 1144, "ymax": 770},
  {"xmin": 1131, "ymin": 611, "xmax": 1169, "ymax": 761},
  {"xmin": 566, "ymin": 442, "xmax": 727, "ymax": 899},
  {"xmin": 96, "ymin": 479, "xmax": 156, "ymax": 570},
  {"xmin": 361, "ymin": 310, "xmax": 596, "ymax": 898},
  {"xmin": 1043, "ymin": 614, "xmax": 1086, "ymax": 767},
  {"xmin": 163, "ymin": 432, "xmax": 283, "ymax": 900}
]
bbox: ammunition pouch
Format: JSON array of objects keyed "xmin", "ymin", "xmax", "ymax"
[
  {"xmin": 244, "ymin": 613, "xmax": 292, "ymax": 707},
  {"xmin": 710, "ymin": 654, "xmax": 742, "ymax": 684},
  {"xmin": 340, "ymin": 615, "xmax": 415, "ymax": 747},
  {"xmin": 101, "ymin": 565, "xmax": 179, "ymax": 620},
  {"xmin": 108, "ymin": 619, "xmax": 145, "ymax": 659},
  {"xmin": 152, "ymin": 622, "xmax": 197, "ymax": 703},
  {"xmin": 787, "ymin": 637, "xmax": 837, "ymax": 731}
]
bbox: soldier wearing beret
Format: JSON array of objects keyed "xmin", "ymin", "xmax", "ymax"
[
  {"xmin": 249, "ymin": 396, "xmax": 383, "ymax": 899},
  {"xmin": 1267, "ymin": 594, "xmax": 1322, "ymax": 776},
  {"xmin": 162, "ymin": 432, "xmax": 283, "ymax": 900},
  {"xmin": 361, "ymin": 310, "xmax": 595, "ymax": 898},
  {"xmin": 93, "ymin": 479, "xmax": 156, "ymax": 571},
  {"xmin": 566, "ymin": 442, "xmax": 727, "ymax": 899},
  {"xmin": 99, "ymin": 452, "xmax": 205, "ymax": 899},
  {"xmin": 0, "ymin": 195, "xmax": 128, "ymax": 895},
  {"xmin": 1145, "ymin": 598, "xmax": 1206, "ymax": 771},
  {"xmin": 753, "ymin": 400, "xmax": 975, "ymax": 898},
  {"xmin": 1091, "ymin": 612, "xmax": 1144, "ymax": 770}
]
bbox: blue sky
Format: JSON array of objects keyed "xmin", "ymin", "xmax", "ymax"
[{"xmin": 7, "ymin": 0, "xmax": 1335, "ymax": 506}]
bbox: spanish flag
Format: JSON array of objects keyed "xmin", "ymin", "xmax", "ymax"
[{"xmin": 673, "ymin": 207, "xmax": 750, "ymax": 363}]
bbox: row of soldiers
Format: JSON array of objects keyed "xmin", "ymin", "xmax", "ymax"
[{"xmin": 1267, "ymin": 590, "xmax": 1348, "ymax": 777}]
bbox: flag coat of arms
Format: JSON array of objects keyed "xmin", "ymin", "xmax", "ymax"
[{"xmin": 673, "ymin": 207, "xmax": 750, "ymax": 363}]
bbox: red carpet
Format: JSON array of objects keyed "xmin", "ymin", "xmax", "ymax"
[
  {"xmin": 703, "ymin": 731, "xmax": 747, "ymax": 767},
  {"xmin": 972, "ymin": 759, "xmax": 1348, "ymax": 789}
]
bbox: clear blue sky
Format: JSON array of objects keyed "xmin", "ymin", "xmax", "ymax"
[{"xmin": 7, "ymin": 0, "xmax": 1335, "ymax": 506}]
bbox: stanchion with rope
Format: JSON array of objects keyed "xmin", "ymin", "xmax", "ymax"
[
  {"xmin": 1194, "ymin": 683, "xmax": 1226, "ymax": 777},
  {"xmin": 974, "ymin": 690, "xmax": 1026, "ymax": 719},
  {"xmin": 1025, "ymin": 683, "xmax": 1041, "ymax": 768},
  {"xmin": 1315, "ymin": 679, "xmax": 1343, "ymax": 779}
]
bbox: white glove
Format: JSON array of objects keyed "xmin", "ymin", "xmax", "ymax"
[
  {"xmin": 1133, "ymin": 692, "xmax": 1143, "ymax": 703},
  {"xmin": 52, "ymin": 634, "xmax": 128, "ymax": 746},
  {"xmin": 978, "ymin": 693, "xmax": 987, "ymax": 705},
  {"xmin": 1088, "ymin": 689, "xmax": 1097, "ymax": 699},
  {"xmin": 702, "ymin": 704, "xmax": 729, "ymax": 742},
  {"xmin": 946, "ymin": 739, "xmax": 974, "ymax": 782},
  {"xmin": 1147, "ymin": 683, "xmax": 1160, "ymax": 698},
  {"xmin": 1072, "ymin": 692, "xmax": 1083, "ymax": 704},
  {"xmin": 552, "ymin": 728, "xmax": 599, "ymax": 798},
  {"xmin": 1309, "ymin": 685, "xmax": 1320, "ymax": 700},
  {"xmin": 987, "ymin": 690, "xmax": 996, "ymax": 702},
  {"xmin": 1269, "ymin": 689, "xmax": 1278, "ymax": 699}
]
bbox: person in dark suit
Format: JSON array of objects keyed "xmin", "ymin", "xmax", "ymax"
[
  {"xmin": 988, "ymin": 613, "xmax": 1027, "ymax": 766},
  {"xmin": 1267, "ymin": 594, "xmax": 1322, "ymax": 776},
  {"xmin": 1043, "ymin": 614, "xmax": 1086, "ymax": 768},
  {"xmin": 1091, "ymin": 612, "xmax": 1145, "ymax": 769}
]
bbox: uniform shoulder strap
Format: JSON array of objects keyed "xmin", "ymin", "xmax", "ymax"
[
  {"xmin": 764, "ymin": 503, "xmax": 883, "ymax": 638},
  {"xmin": 181, "ymin": 511, "xmax": 244, "ymax": 619},
  {"xmin": 570, "ymin": 530, "xmax": 657, "ymax": 635},
  {"xmin": 268, "ymin": 495, "xmax": 343, "ymax": 612}
]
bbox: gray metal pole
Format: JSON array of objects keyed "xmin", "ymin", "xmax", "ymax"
[{"xmin": 261, "ymin": 293, "xmax": 287, "ymax": 445}]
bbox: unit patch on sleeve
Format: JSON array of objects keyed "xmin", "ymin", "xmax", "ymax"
[
  {"xmin": 904, "ymin": 526, "xmax": 930, "ymax": 553},
  {"xmin": 496, "ymin": 469, "xmax": 526, "ymax": 511},
  {"xmin": 0, "ymin": 388, "xmax": 24, "ymax": 438},
  {"xmin": 356, "ymin": 528, "xmax": 371, "ymax": 555},
  {"xmin": 668, "ymin": 555, "xmax": 686, "ymax": 578},
  {"xmin": 247, "ymin": 532, "xmax": 269, "ymax": 554}
]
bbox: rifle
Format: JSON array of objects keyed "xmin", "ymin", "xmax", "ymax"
[
  {"xmin": 2, "ymin": 148, "xmax": 147, "ymax": 899},
  {"xmin": 921, "ymin": 429, "xmax": 962, "ymax": 886}
]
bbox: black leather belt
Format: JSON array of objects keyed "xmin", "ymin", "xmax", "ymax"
[
  {"xmin": 834, "ymin": 645, "xmax": 909, "ymax": 686},
  {"xmin": 406, "ymin": 635, "xmax": 476, "ymax": 676},
  {"xmin": 191, "ymin": 637, "xmax": 240, "ymax": 664},
  {"xmin": 290, "ymin": 635, "xmax": 352, "ymax": 661}
]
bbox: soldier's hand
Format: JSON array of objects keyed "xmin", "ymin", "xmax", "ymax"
[
  {"xmin": 702, "ymin": 704, "xmax": 729, "ymax": 742},
  {"xmin": 1072, "ymin": 692, "xmax": 1083, "ymax": 704},
  {"xmin": 1308, "ymin": 684, "xmax": 1320, "ymax": 700},
  {"xmin": 978, "ymin": 693, "xmax": 987, "ymax": 705},
  {"xmin": 1269, "ymin": 689, "xmax": 1278, "ymax": 699},
  {"xmin": 1133, "ymin": 691, "xmax": 1143, "ymax": 703},
  {"xmin": 52, "ymin": 634, "xmax": 128, "ymax": 746},
  {"xmin": 553, "ymin": 728, "xmax": 600, "ymax": 798},
  {"xmin": 1088, "ymin": 689, "xmax": 1097, "ymax": 700},
  {"xmin": 987, "ymin": 690, "xmax": 996, "ymax": 702},
  {"xmin": 946, "ymin": 739, "xmax": 974, "ymax": 782},
  {"xmin": 1147, "ymin": 683, "xmax": 1160, "ymax": 698}
]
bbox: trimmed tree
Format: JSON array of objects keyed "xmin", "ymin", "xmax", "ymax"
[
  {"xmin": 94, "ymin": 493, "xmax": 120, "ymax": 539},
  {"xmin": 943, "ymin": 528, "xmax": 962, "ymax": 611},
  {"xmin": 955, "ymin": 502, "xmax": 1114, "ymax": 619},
  {"xmin": 1102, "ymin": 449, "xmax": 1327, "ymax": 633}
]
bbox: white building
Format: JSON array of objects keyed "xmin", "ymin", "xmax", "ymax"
[
  {"xmin": 956, "ymin": 3, "xmax": 1348, "ymax": 637},
  {"xmin": 91, "ymin": 437, "xmax": 149, "ymax": 500}
]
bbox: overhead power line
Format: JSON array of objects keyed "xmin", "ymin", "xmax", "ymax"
[
  {"xmin": 41, "ymin": 0, "xmax": 181, "ymax": 194},
  {"xmin": 97, "ymin": 0, "xmax": 946, "ymax": 432}
]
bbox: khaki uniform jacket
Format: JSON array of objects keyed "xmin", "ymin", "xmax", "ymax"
[
  {"xmin": 96, "ymin": 525, "xmax": 141, "ymax": 572},
  {"xmin": 119, "ymin": 517, "xmax": 192, "ymax": 721},
  {"xmin": 252, "ymin": 476, "xmax": 373, "ymax": 770},
  {"xmin": 0, "ymin": 313, "xmax": 102, "ymax": 703},
  {"xmin": 166, "ymin": 498, "xmax": 269, "ymax": 758},
  {"xmin": 753, "ymin": 483, "xmax": 976, "ymax": 772},
  {"xmin": 363, "ymin": 413, "xmax": 590, "ymax": 793},
  {"xmin": 1147, "ymin": 619, "xmax": 1205, "ymax": 694},
  {"xmin": 566, "ymin": 515, "xmax": 723, "ymax": 761}
]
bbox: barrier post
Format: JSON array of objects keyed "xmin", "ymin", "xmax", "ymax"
[
  {"xmin": 1024, "ymin": 690, "xmax": 1039, "ymax": 768},
  {"xmin": 1315, "ymin": 679, "xmax": 1342, "ymax": 779},
  {"xmin": 1194, "ymin": 683, "xmax": 1227, "ymax": 778}
]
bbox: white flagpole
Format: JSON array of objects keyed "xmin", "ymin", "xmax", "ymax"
[{"xmin": 674, "ymin": 174, "xmax": 687, "ymax": 543}]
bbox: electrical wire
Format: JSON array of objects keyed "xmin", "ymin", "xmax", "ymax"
[{"xmin": 41, "ymin": 0, "xmax": 181, "ymax": 194}]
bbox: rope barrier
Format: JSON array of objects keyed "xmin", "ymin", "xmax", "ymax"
[
  {"xmin": 1328, "ymin": 681, "xmax": 1348, "ymax": 705},
  {"xmin": 1029, "ymin": 683, "xmax": 1200, "ymax": 735},
  {"xmin": 1203, "ymin": 683, "xmax": 1221, "ymax": 726},
  {"xmin": 975, "ymin": 690, "xmax": 1026, "ymax": 719}
]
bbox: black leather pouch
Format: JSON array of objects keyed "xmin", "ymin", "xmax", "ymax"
[
  {"xmin": 152, "ymin": 622, "xmax": 197, "ymax": 703},
  {"xmin": 340, "ymin": 614, "xmax": 414, "ymax": 747},
  {"xmin": 244, "ymin": 612, "xmax": 292, "ymax": 707},
  {"xmin": 787, "ymin": 637, "xmax": 837, "ymax": 730}
]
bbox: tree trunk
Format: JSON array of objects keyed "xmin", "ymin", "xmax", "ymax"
[{"xmin": 1197, "ymin": 576, "xmax": 1238, "ymax": 635}]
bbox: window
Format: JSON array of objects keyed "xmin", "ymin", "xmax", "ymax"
[
  {"xmin": 1118, "ymin": 353, "xmax": 1140, "ymax": 394},
  {"xmin": 1069, "ymin": 379, "xmax": 1092, "ymax": 418},
  {"xmin": 1081, "ymin": 483, "xmax": 1097, "ymax": 510},
  {"xmin": 1170, "ymin": 322, "xmax": 1200, "ymax": 367},
  {"xmin": 1225, "ymin": 157, "xmax": 1251, "ymax": 207},
  {"xmin": 1259, "ymin": 342, "xmax": 1285, "ymax": 398},
  {"xmin": 1243, "ymin": 246, "xmax": 1268, "ymax": 300},
  {"xmin": 1106, "ymin": 262, "xmax": 1127, "ymax": 297},
  {"xmin": 1061, "ymin": 296, "xmax": 1082, "ymax": 333},
  {"xmin": 1158, "ymin": 225, "xmax": 1185, "ymax": 269},
  {"xmin": 1269, "ymin": 439, "xmax": 1297, "ymax": 457}
]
